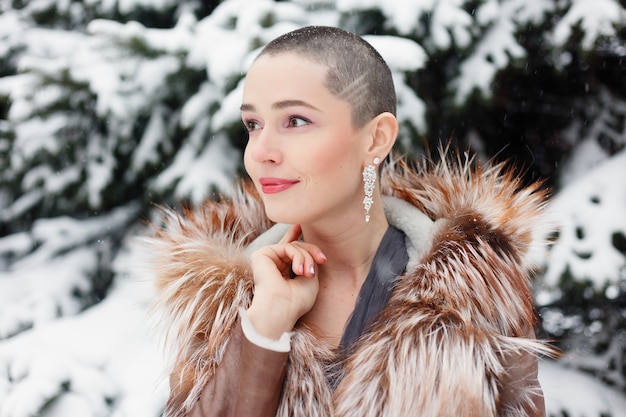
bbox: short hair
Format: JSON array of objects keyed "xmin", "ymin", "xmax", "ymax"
[{"xmin": 257, "ymin": 26, "xmax": 396, "ymax": 128}]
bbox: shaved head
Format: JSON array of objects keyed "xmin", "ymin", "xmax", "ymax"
[{"xmin": 257, "ymin": 26, "xmax": 396, "ymax": 128}]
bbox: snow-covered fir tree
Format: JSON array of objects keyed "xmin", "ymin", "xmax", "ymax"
[{"xmin": 0, "ymin": 0, "xmax": 624, "ymax": 416}]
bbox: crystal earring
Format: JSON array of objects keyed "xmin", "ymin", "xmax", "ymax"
[{"xmin": 362, "ymin": 157, "xmax": 380, "ymax": 223}]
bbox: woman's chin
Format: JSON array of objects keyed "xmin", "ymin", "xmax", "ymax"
[{"xmin": 264, "ymin": 210, "xmax": 299, "ymax": 225}]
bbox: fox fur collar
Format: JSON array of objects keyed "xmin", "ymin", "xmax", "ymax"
[{"xmin": 149, "ymin": 153, "xmax": 552, "ymax": 417}]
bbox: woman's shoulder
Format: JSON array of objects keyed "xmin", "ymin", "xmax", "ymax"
[
  {"xmin": 383, "ymin": 151, "xmax": 549, "ymax": 335},
  {"xmin": 381, "ymin": 150, "xmax": 548, "ymax": 268}
]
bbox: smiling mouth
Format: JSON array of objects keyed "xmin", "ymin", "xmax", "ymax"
[{"xmin": 259, "ymin": 178, "xmax": 299, "ymax": 194}]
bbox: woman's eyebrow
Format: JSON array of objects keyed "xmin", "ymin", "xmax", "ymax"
[
  {"xmin": 272, "ymin": 100, "xmax": 320, "ymax": 111},
  {"xmin": 240, "ymin": 100, "xmax": 320, "ymax": 112}
]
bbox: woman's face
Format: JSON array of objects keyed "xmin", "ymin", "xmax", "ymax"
[{"xmin": 241, "ymin": 52, "xmax": 370, "ymax": 226}]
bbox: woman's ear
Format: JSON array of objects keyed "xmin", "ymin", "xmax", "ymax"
[{"xmin": 365, "ymin": 112, "xmax": 398, "ymax": 160}]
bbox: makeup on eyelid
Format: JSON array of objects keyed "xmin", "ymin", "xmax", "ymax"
[{"xmin": 242, "ymin": 113, "xmax": 314, "ymax": 133}]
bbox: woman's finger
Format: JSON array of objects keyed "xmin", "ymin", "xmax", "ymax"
[
  {"xmin": 290, "ymin": 240, "xmax": 327, "ymax": 266},
  {"xmin": 279, "ymin": 224, "xmax": 302, "ymax": 244},
  {"xmin": 278, "ymin": 242, "xmax": 325, "ymax": 278},
  {"xmin": 253, "ymin": 226, "xmax": 327, "ymax": 280},
  {"xmin": 283, "ymin": 243, "xmax": 313, "ymax": 277},
  {"xmin": 257, "ymin": 242, "xmax": 311, "ymax": 278},
  {"xmin": 278, "ymin": 225, "xmax": 327, "ymax": 267}
]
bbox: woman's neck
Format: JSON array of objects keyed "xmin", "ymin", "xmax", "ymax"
[
  {"xmin": 301, "ymin": 205, "xmax": 389, "ymax": 288},
  {"xmin": 297, "ymin": 204, "xmax": 389, "ymax": 348}
]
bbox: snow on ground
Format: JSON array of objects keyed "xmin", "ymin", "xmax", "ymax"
[
  {"xmin": 0, "ymin": 237, "xmax": 168, "ymax": 417},
  {"xmin": 542, "ymin": 359, "xmax": 626, "ymax": 417}
]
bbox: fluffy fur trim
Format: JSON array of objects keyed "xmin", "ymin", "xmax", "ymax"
[
  {"xmin": 381, "ymin": 151, "xmax": 549, "ymax": 335},
  {"xmin": 147, "ymin": 182, "xmax": 272, "ymax": 416},
  {"xmin": 332, "ymin": 152, "xmax": 552, "ymax": 417},
  {"xmin": 149, "ymin": 152, "xmax": 554, "ymax": 417}
]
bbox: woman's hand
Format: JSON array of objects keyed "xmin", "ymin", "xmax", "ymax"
[{"xmin": 246, "ymin": 224, "xmax": 327, "ymax": 339}]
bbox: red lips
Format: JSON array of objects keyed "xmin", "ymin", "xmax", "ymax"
[{"xmin": 258, "ymin": 177, "xmax": 300, "ymax": 194}]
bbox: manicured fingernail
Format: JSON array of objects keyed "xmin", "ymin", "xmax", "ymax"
[
  {"xmin": 320, "ymin": 252, "xmax": 327, "ymax": 262},
  {"xmin": 298, "ymin": 263, "xmax": 304, "ymax": 275},
  {"xmin": 309, "ymin": 265, "xmax": 315, "ymax": 275}
]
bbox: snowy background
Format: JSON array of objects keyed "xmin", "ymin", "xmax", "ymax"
[{"xmin": 0, "ymin": 0, "xmax": 625, "ymax": 416}]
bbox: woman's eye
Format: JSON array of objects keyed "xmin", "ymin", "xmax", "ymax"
[
  {"xmin": 287, "ymin": 116, "xmax": 310, "ymax": 128},
  {"xmin": 244, "ymin": 120, "xmax": 261, "ymax": 132}
]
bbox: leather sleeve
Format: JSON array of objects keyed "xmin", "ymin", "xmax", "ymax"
[
  {"xmin": 187, "ymin": 319, "xmax": 288, "ymax": 417},
  {"xmin": 499, "ymin": 328, "xmax": 546, "ymax": 417}
]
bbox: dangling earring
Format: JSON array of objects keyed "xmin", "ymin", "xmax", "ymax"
[{"xmin": 362, "ymin": 157, "xmax": 380, "ymax": 223}]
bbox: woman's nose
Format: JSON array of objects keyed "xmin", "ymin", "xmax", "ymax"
[{"xmin": 247, "ymin": 127, "xmax": 281, "ymax": 164}]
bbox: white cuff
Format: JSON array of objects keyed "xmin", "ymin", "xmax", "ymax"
[{"xmin": 238, "ymin": 308, "xmax": 291, "ymax": 352}]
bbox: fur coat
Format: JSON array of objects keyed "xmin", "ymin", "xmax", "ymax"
[{"xmin": 148, "ymin": 154, "xmax": 553, "ymax": 417}]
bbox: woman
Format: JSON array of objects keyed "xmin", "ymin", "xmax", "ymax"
[{"xmin": 149, "ymin": 26, "xmax": 551, "ymax": 417}]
